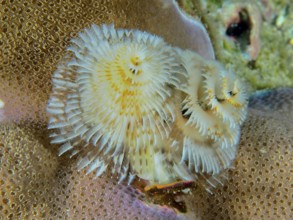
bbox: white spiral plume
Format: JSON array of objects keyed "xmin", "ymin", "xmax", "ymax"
[
  {"xmin": 47, "ymin": 24, "xmax": 248, "ymax": 188},
  {"xmin": 47, "ymin": 24, "xmax": 183, "ymax": 184},
  {"xmin": 174, "ymin": 49, "xmax": 248, "ymax": 175}
]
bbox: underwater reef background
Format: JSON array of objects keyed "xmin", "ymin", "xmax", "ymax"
[
  {"xmin": 0, "ymin": 0, "xmax": 292, "ymax": 219},
  {"xmin": 186, "ymin": 0, "xmax": 293, "ymax": 91}
]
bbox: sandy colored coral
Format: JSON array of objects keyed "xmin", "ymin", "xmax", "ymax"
[
  {"xmin": 1, "ymin": 88, "xmax": 292, "ymax": 219},
  {"xmin": 0, "ymin": 0, "xmax": 292, "ymax": 219},
  {"xmin": 0, "ymin": 0, "xmax": 214, "ymax": 124},
  {"xmin": 0, "ymin": 123, "xmax": 181, "ymax": 219}
]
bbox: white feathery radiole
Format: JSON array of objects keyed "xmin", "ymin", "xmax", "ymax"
[
  {"xmin": 173, "ymin": 49, "xmax": 248, "ymax": 175},
  {"xmin": 47, "ymin": 23, "xmax": 248, "ymax": 188},
  {"xmin": 47, "ymin": 24, "xmax": 185, "ymax": 184}
]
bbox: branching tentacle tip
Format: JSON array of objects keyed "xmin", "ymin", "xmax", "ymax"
[
  {"xmin": 174, "ymin": 48, "xmax": 248, "ymax": 175},
  {"xmin": 47, "ymin": 23, "xmax": 248, "ymax": 187},
  {"xmin": 47, "ymin": 24, "xmax": 182, "ymax": 184}
]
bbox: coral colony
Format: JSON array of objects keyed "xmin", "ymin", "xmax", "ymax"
[{"xmin": 47, "ymin": 24, "xmax": 248, "ymax": 188}]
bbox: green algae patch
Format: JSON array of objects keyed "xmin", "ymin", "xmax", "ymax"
[{"xmin": 180, "ymin": 0, "xmax": 293, "ymax": 92}]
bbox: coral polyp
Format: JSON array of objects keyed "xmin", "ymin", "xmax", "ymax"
[
  {"xmin": 47, "ymin": 24, "xmax": 182, "ymax": 184},
  {"xmin": 174, "ymin": 49, "xmax": 248, "ymax": 175}
]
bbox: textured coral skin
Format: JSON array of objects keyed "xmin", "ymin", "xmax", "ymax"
[
  {"xmin": 0, "ymin": 0, "xmax": 292, "ymax": 219},
  {"xmin": 0, "ymin": 0, "xmax": 214, "ymax": 124},
  {"xmin": 0, "ymin": 88, "xmax": 292, "ymax": 219}
]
